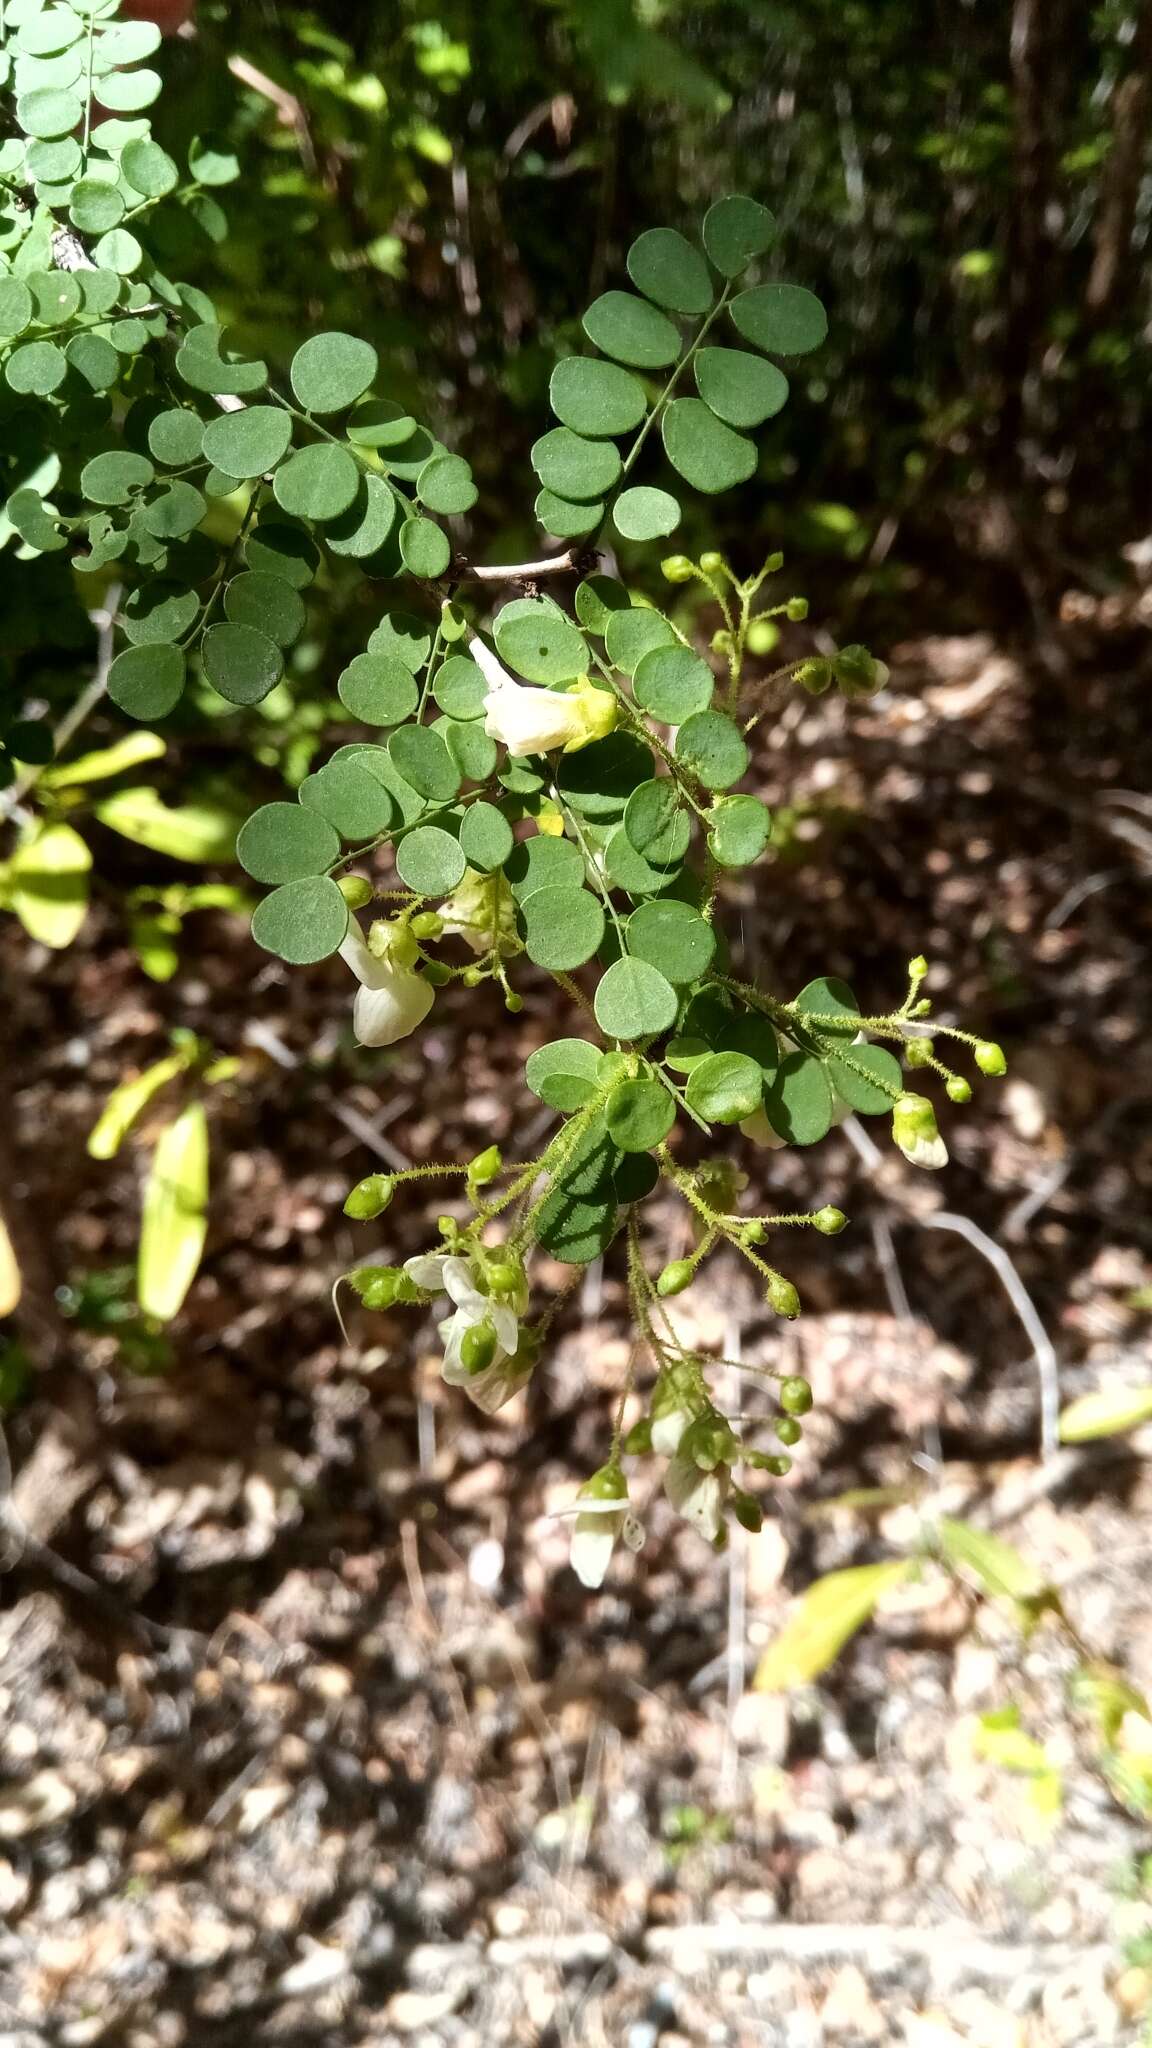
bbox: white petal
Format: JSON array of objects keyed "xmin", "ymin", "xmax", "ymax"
[
  {"xmin": 651, "ymin": 1407, "xmax": 692, "ymax": 1458},
  {"xmin": 489, "ymin": 1302, "xmax": 519, "ymax": 1354},
  {"xmin": 898, "ymin": 1131, "xmax": 949, "ymax": 1171},
  {"xmin": 483, "ymin": 682, "xmax": 582, "ymax": 756},
  {"xmin": 570, "ymin": 1510, "xmax": 623, "ymax": 1589},
  {"xmin": 441, "ymin": 1257, "xmax": 482, "ymax": 1309},
  {"xmin": 440, "ymin": 1308, "xmax": 473, "ymax": 1373},
  {"xmin": 740, "ymin": 1107, "xmax": 786, "ymax": 1150},
  {"xmin": 339, "ymin": 924, "xmax": 380, "ymax": 987},
  {"xmin": 468, "ymin": 634, "xmax": 517, "ymax": 693},
  {"xmin": 404, "ymin": 1253, "xmax": 449, "ymax": 1291},
  {"xmin": 352, "ymin": 966, "xmax": 433, "ymax": 1047},
  {"xmin": 665, "ymin": 1453, "xmax": 726, "ymax": 1541}
]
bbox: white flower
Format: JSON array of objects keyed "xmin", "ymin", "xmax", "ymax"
[
  {"xmin": 439, "ymin": 868, "xmax": 518, "ymax": 956},
  {"xmin": 339, "ymin": 922, "xmax": 433, "ymax": 1048},
  {"xmin": 665, "ymin": 1448, "xmax": 729, "ymax": 1541},
  {"xmin": 892, "ymin": 1091, "xmax": 948, "ymax": 1171},
  {"xmin": 739, "ymin": 1106, "xmax": 786, "ymax": 1150},
  {"xmin": 403, "ymin": 1251, "xmax": 526, "ymax": 1413},
  {"xmin": 472, "ymin": 636, "xmax": 615, "ymax": 757},
  {"xmin": 553, "ymin": 1463, "xmax": 643, "ymax": 1588},
  {"xmin": 649, "ymin": 1366, "xmax": 700, "ymax": 1456}
]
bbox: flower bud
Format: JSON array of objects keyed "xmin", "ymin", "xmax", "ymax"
[
  {"xmin": 731, "ymin": 1488, "xmax": 763, "ymax": 1533},
  {"xmin": 797, "ymin": 657, "xmax": 832, "ymax": 695},
  {"xmin": 485, "ymin": 1260, "xmax": 520, "ymax": 1297},
  {"xmin": 467, "ymin": 1144, "xmax": 502, "ymax": 1188},
  {"xmin": 774, "ymin": 1414, "xmax": 802, "ymax": 1447},
  {"xmin": 813, "ymin": 1205, "xmax": 847, "ymax": 1236},
  {"xmin": 746, "ymin": 618, "xmax": 779, "ymax": 655},
  {"xmin": 711, "ymin": 629, "xmax": 734, "ymax": 655},
  {"xmin": 699, "ymin": 550, "xmax": 725, "ymax": 575},
  {"xmin": 766, "ymin": 1274, "xmax": 800, "ymax": 1319},
  {"xmin": 912, "ymin": 998, "xmax": 933, "ymax": 1018},
  {"xmin": 946, "ymin": 1075, "xmax": 972, "ymax": 1104},
  {"xmin": 661, "ymin": 553, "xmax": 695, "ymax": 583},
  {"xmin": 504, "ymin": 991, "xmax": 524, "ymax": 1013},
  {"xmin": 343, "ymin": 1173, "xmax": 394, "ymax": 1220},
  {"xmin": 975, "ymin": 1040, "xmax": 1007, "ymax": 1077},
  {"xmin": 739, "ymin": 1220, "xmax": 766, "ymax": 1245},
  {"xmin": 462, "ymin": 966, "xmax": 484, "ymax": 988},
  {"xmin": 779, "ymin": 1375, "xmax": 813, "ymax": 1416},
  {"xmin": 764, "ymin": 551, "xmax": 784, "ymax": 573},
  {"xmin": 892, "ymin": 1091, "xmax": 948, "ymax": 1171},
  {"xmin": 785, "ymin": 596, "xmax": 808, "ymax": 621},
  {"xmin": 338, "ymin": 875, "xmax": 373, "ymax": 909},
  {"xmin": 908, "ymin": 955, "xmax": 928, "ymax": 981},
  {"xmin": 410, "ymin": 910, "xmax": 443, "ymax": 940},
  {"xmin": 764, "ymin": 1454, "xmax": 793, "ymax": 1477},
  {"xmin": 657, "ymin": 1259, "xmax": 695, "ymax": 1298},
  {"xmin": 424, "ymin": 961, "xmax": 452, "ymax": 985},
  {"xmin": 835, "ymin": 644, "xmax": 889, "ymax": 697},
  {"xmin": 460, "ymin": 1320, "xmax": 498, "ymax": 1374},
  {"xmin": 904, "ymin": 1036, "xmax": 934, "ymax": 1068}
]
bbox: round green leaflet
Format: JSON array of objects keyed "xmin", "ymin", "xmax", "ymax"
[
  {"xmin": 65, "ymin": 334, "xmax": 120, "ymax": 392},
  {"xmin": 764, "ymin": 1051, "xmax": 834, "ymax": 1145},
  {"xmin": 399, "ymin": 517, "xmax": 451, "ymax": 579},
  {"xmin": 494, "ymin": 601, "xmax": 588, "ymax": 685},
  {"xmin": 662, "ymin": 399, "xmax": 757, "ymax": 495},
  {"xmin": 290, "ymin": 332, "xmax": 379, "ymax": 414},
  {"xmin": 26, "ymin": 136, "xmax": 82, "ymax": 180},
  {"xmin": 793, "ymin": 976, "xmax": 860, "ymax": 1039},
  {"xmin": 298, "ymin": 759, "xmax": 396, "ymax": 842},
  {"xmin": 615, "ymin": 1150, "xmax": 660, "ymax": 1203},
  {"xmin": 707, "ymin": 793, "xmax": 772, "ymax": 868},
  {"xmin": 5, "ymin": 341, "xmax": 66, "ymax": 394},
  {"xmin": 369, "ymin": 612, "xmax": 433, "ymax": 672},
  {"xmin": 69, "ymin": 179, "xmax": 125, "ymax": 234},
  {"xmin": 7, "ymin": 491, "xmax": 64, "ymax": 555},
  {"xmin": 603, "ymin": 826, "xmax": 681, "ymax": 898},
  {"xmin": 347, "ymin": 399, "xmax": 418, "ymax": 449},
  {"xmin": 16, "ymin": 9, "xmax": 85, "ymax": 55},
  {"xmin": 0, "ymin": 279, "xmax": 33, "ymax": 339},
  {"xmin": 177, "ymin": 324, "xmax": 268, "ymax": 397},
  {"xmin": 695, "ymin": 348, "xmax": 789, "ymax": 430},
  {"xmin": 438, "ymin": 717, "xmax": 496, "ymax": 783},
  {"xmin": 556, "ymin": 732, "xmax": 654, "ymax": 821},
  {"xmin": 702, "ymin": 195, "xmax": 777, "ymax": 278},
  {"xmin": 140, "ymin": 482, "xmax": 208, "ymax": 540},
  {"xmin": 521, "ymin": 885, "xmax": 605, "ymax": 971},
  {"xmin": 524, "ymin": 1037, "xmax": 601, "ymax": 1111},
  {"xmin": 395, "ymin": 825, "xmax": 466, "ymax": 897},
  {"xmin": 432, "ymin": 655, "xmax": 486, "ymax": 721},
  {"xmin": 78, "ymin": 269, "xmax": 122, "ymax": 316},
  {"xmin": 202, "ymin": 623, "xmax": 284, "ymax": 706},
  {"xmin": 28, "ymin": 270, "xmax": 82, "ymax": 325},
  {"xmin": 603, "ymin": 606, "xmax": 676, "ymax": 675},
  {"xmin": 549, "ymin": 357, "xmax": 647, "ymax": 439},
  {"xmin": 685, "ymin": 1051, "xmax": 763, "ymax": 1125},
  {"xmin": 81, "ymin": 450, "xmax": 154, "ymax": 506},
  {"xmin": 224, "ymin": 572, "xmax": 306, "ymax": 647},
  {"xmin": 388, "ymin": 726, "xmax": 460, "ymax": 802},
  {"xmin": 107, "ymin": 644, "xmax": 186, "ymax": 721},
  {"xmin": 245, "ymin": 521, "xmax": 319, "ymax": 588},
  {"xmin": 626, "ymin": 899, "xmax": 715, "ymax": 985},
  {"xmin": 626, "ymin": 227, "xmax": 713, "ymax": 316},
  {"xmin": 273, "ymin": 443, "xmax": 360, "ymax": 521},
  {"xmin": 633, "ymin": 645, "xmax": 714, "ymax": 723},
  {"xmin": 17, "ymin": 87, "xmax": 83, "ymax": 137},
  {"xmin": 252, "ymin": 876, "xmax": 349, "ymax": 965},
  {"xmin": 730, "ymin": 283, "xmax": 828, "ymax": 357},
  {"xmin": 505, "ymin": 833, "xmax": 584, "ymax": 900},
  {"xmin": 605, "ymin": 1076, "xmax": 676, "ymax": 1152},
  {"xmin": 535, "ymin": 490, "xmax": 603, "ymax": 540},
  {"xmin": 417, "ymin": 454, "xmax": 477, "ymax": 516},
  {"xmin": 379, "ymin": 423, "xmax": 438, "ymax": 482},
  {"xmin": 575, "ymin": 575, "xmax": 632, "ymax": 636},
  {"xmin": 94, "ymin": 66, "xmax": 160, "ymax": 112},
  {"xmin": 595, "ymin": 957, "xmax": 678, "ymax": 1041},
  {"xmin": 534, "ymin": 1183, "xmax": 619, "ymax": 1265},
  {"xmin": 121, "ymin": 138, "xmax": 179, "ymax": 198},
  {"xmin": 458, "ymin": 801, "xmax": 513, "ymax": 872},
  {"xmin": 122, "ymin": 582, "xmax": 199, "ymax": 646},
  {"xmin": 531, "ymin": 427, "xmax": 622, "ymax": 502},
  {"xmin": 201, "ymin": 405, "xmax": 293, "ymax": 480},
  {"xmin": 613, "ymin": 487, "xmax": 681, "ymax": 542},
  {"xmin": 93, "ymin": 229, "xmax": 143, "ymax": 274},
  {"xmin": 359, "ymin": 748, "xmax": 427, "ymax": 829},
  {"xmin": 716, "ymin": 1011, "xmax": 779, "ymax": 1080},
  {"xmin": 237, "ymin": 802, "xmax": 340, "ymax": 884},
  {"xmin": 675, "ymin": 710, "xmax": 749, "ymax": 790},
  {"xmin": 582, "ymin": 291, "xmax": 681, "ymax": 370},
  {"xmin": 828, "ymin": 1043, "xmax": 903, "ymax": 1115}
]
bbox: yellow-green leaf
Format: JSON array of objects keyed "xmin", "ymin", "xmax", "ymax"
[
  {"xmin": 937, "ymin": 1517, "xmax": 1049, "ymax": 1602},
  {"xmin": 9, "ymin": 821, "xmax": 91, "ymax": 947},
  {"xmin": 0, "ymin": 1213, "xmax": 20, "ymax": 1318},
  {"xmin": 39, "ymin": 731, "xmax": 165, "ymax": 790},
  {"xmin": 138, "ymin": 1104, "xmax": 209, "ymax": 1323},
  {"xmin": 1059, "ymin": 1385, "xmax": 1152, "ymax": 1442},
  {"xmin": 753, "ymin": 1560, "xmax": 911, "ymax": 1693},
  {"xmin": 95, "ymin": 787, "xmax": 237, "ymax": 863},
  {"xmin": 88, "ymin": 1051, "xmax": 192, "ymax": 1161}
]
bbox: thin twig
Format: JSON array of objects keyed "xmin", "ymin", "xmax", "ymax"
[
  {"xmin": 7, "ymin": 585, "xmax": 122, "ymax": 809},
  {"xmin": 454, "ymin": 549, "xmax": 586, "ymax": 583},
  {"xmin": 922, "ymin": 1209, "xmax": 1060, "ymax": 1463}
]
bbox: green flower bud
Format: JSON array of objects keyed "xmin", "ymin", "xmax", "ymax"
[
  {"xmin": 661, "ymin": 553, "xmax": 695, "ymax": 583},
  {"xmin": 785, "ymin": 596, "xmax": 808, "ymax": 621},
  {"xmin": 338, "ymin": 874, "xmax": 374, "ymax": 910},
  {"xmin": 766, "ymin": 1274, "xmax": 801, "ymax": 1319},
  {"xmin": 774, "ymin": 1414, "xmax": 802, "ymax": 1447},
  {"xmin": 711, "ymin": 629, "xmax": 734, "ymax": 655},
  {"xmin": 946, "ymin": 1075, "xmax": 973, "ymax": 1104},
  {"xmin": 797, "ymin": 657, "xmax": 832, "ymax": 695},
  {"xmin": 462, "ymin": 966, "xmax": 484, "ymax": 988},
  {"xmin": 424, "ymin": 961, "xmax": 453, "ymax": 986},
  {"xmin": 731, "ymin": 1488, "xmax": 764, "ymax": 1534},
  {"xmin": 504, "ymin": 991, "xmax": 524, "ymax": 1013},
  {"xmin": 779, "ymin": 1375, "xmax": 813, "ymax": 1416},
  {"xmin": 834, "ymin": 644, "xmax": 889, "ymax": 697},
  {"xmin": 410, "ymin": 910, "xmax": 443, "ymax": 940},
  {"xmin": 699, "ymin": 550, "xmax": 725, "ymax": 575},
  {"xmin": 485, "ymin": 1259, "xmax": 520, "ymax": 1297},
  {"xmin": 813, "ymin": 1205, "xmax": 847, "ymax": 1236},
  {"xmin": 467, "ymin": 1144, "xmax": 502, "ymax": 1188},
  {"xmin": 739, "ymin": 1220, "xmax": 766, "ymax": 1245},
  {"xmin": 681, "ymin": 1412, "xmax": 738, "ymax": 1471},
  {"xmin": 904, "ymin": 1037, "xmax": 934, "ymax": 1068},
  {"xmin": 764, "ymin": 551, "xmax": 784, "ymax": 574},
  {"xmin": 975, "ymin": 1040, "xmax": 1007, "ymax": 1077},
  {"xmin": 908, "ymin": 955, "xmax": 928, "ymax": 981},
  {"xmin": 436, "ymin": 1215, "xmax": 456, "ymax": 1239},
  {"xmin": 343, "ymin": 1174, "xmax": 395, "ymax": 1221},
  {"xmin": 623, "ymin": 1418, "xmax": 653, "ymax": 1455},
  {"xmin": 746, "ymin": 618, "xmax": 779, "ymax": 655},
  {"xmin": 460, "ymin": 1320, "xmax": 498, "ymax": 1374},
  {"xmin": 912, "ymin": 998, "xmax": 932, "ymax": 1018},
  {"xmin": 764, "ymin": 1454, "xmax": 793, "ymax": 1477},
  {"xmin": 657, "ymin": 1259, "xmax": 695, "ymax": 1298}
]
